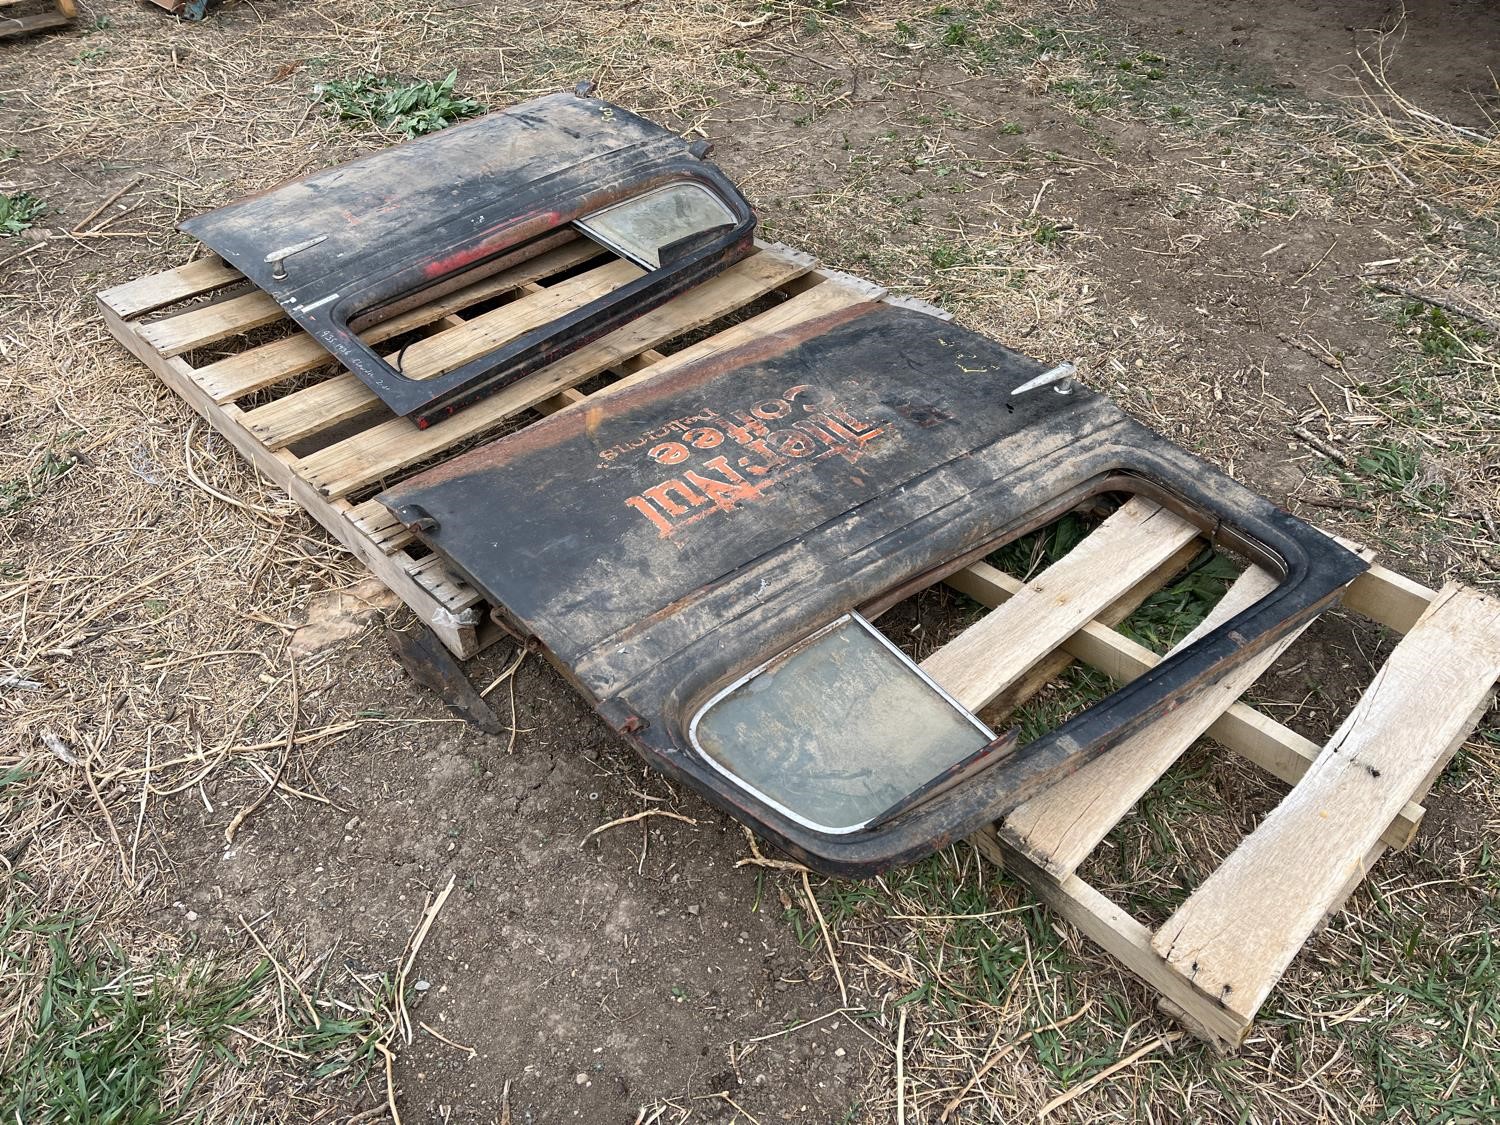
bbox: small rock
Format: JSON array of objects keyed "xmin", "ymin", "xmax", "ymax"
[
  {"xmin": 575, "ymin": 1073, "xmax": 589, "ymax": 1086},
  {"xmin": 414, "ymin": 980, "xmax": 431, "ymax": 992},
  {"xmin": 686, "ymin": 904, "xmax": 700, "ymax": 916},
  {"xmin": 834, "ymin": 1048, "xmax": 845, "ymax": 1058}
]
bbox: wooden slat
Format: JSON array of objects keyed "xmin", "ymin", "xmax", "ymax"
[
  {"xmin": 946, "ymin": 560, "xmax": 1425, "ymax": 848},
  {"xmin": 294, "ymin": 247, "xmax": 818, "ymax": 499},
  {"xmin": 345, "ymin": 498, "xmax": 411, "ymax": 555},
  {"xmin": 395, "ymin": 260, "xmax": 641, "ymax": 378},
  {"xmin": 921, "ymin": 498, "xmax": 1201, "ymax": 711},
  {"xmin": 406, "ymin": 555, "xmax": 482, "ymax": 612},
  {"xmin": 0, "ymin": 10, "xmax": 70, "ymax": 38},
  {"xmin": 1342, "ymin": 563, "xmax": 1437, "ymax": 633},
  {"xmin": 243, "ymin": 258, "xmax": 641, "ymax": 450},
  {"xmin": 1001, "ymin": 566, "xmax": 1287, "ymax": 878},
  {"xmin": 575, "ymin": 275, "xmax": 866, "ymax": 407},
  {"xmin": 977, "ymin": 539, "xmax": 1201, "ymax": 724},
  {"xmin": 1151, "ymin": 584, "xmax": 1500, "ymax": 1025},
  {"xmin": 193, "ymin": 240, "xmax": 604, "ymax": 403},
  {"xmin": 138, "ymin": 290, "xmax": 283, "ymax": 358},
  {"xmin": 98, "ymin": 256, "xmax": 241, "ymax": 320}
]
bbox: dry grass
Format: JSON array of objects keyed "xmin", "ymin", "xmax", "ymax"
[
  {"xmin": 1355, "ymin": 31, "xmax": 1500, "ymax": 219},
  {"xmin": 2, "ymin": 0, "xmax": 1498, "ymax": 1121}
]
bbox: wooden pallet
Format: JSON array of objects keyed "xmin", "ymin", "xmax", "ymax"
[
  {"xmin": 0, "ymin": 0, "xmax": 75, "ymax": 39},
  {"xmin": 99, "ymin": 239, "xmax": 1500, "ymax": 1050},
  {"xmin": 98, "ymin": 238, "xmax": 916, "ymax": 656},
  {"xmin": 923, "ymin": 501, "xmax": 1500, "ymax": 1050}
]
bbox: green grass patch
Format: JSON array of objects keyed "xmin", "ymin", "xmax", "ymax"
[
  {"xmin": 0, "ymin": 192, "xmax": 45, "ymax": 237},
  {"xmin": 1336, "ymin": 439, "xmax": 1449, "ymax": 512},
  {"xmin": 287, "ymin": 1001, "xmax": 388, "ymax": 1081},
  {"xmin": 1011, "ymin": 664, "xmax": 1113, "ymax": 744},
  {"xmin": 0, "ymin": 907, "xmax": 270, "ymax": 1123},
  {"xmin": 318, "ymin": 70, "xmax": 485, "ymax": 138},
  {"xmin": 1117, "ymin": 552, "xmax": 1238, "ymax": 652},
  {"xmin": 1397, "ymin": 300, "xmax": 1492, "ymax": 359},
  {"xmin": 1331, "ymin": 917, "xmax": 1500, "ymax": 1121},
  {"xmin": 1092, "ymin": 752, "xmax": 1228, "ymax": 918},
  {"xmin": 986, "ymin": 509, "xmax": 1096, "ymax": 579},
  {"xmin": 923, "ymin": 5, "xmax": 1286, "ymax": 138},
  {"xmin": 1028, "ymin": 218, "xmax": 1066, "ymax": 247},
  {"xmin": 799, "ymin": 852, "xmax": 1078, "ymax": 1012}
]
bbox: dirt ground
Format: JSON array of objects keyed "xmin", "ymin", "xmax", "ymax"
[{"xmin": 2, "ymin": 1, "xmax": 1497, "ymax": 1122}]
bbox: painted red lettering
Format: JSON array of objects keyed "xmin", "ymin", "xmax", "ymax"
[
  {"xmin": 649, "ymin": 441, "xmax": 690, "ymax": 466},
  {"xmin": 770, "ymin": 430, "xmax": 817, "ymax": 458},
  {"xmin": 751, "ymin": 398, "xmax": 791, "ymax": 421},
  {"xmin": 624, "ymin": 495, "xmax": 674, "ymax": 536},
  {"xmin": 642, "ymin": 479, "xmax": 708, "ymax": 516},
  {"xmin": 683, "ymin": 427, "xmax": 724, "ymax": 450},
  {"xmin": 724, "ymin": 411, "xmax": 770, "ymax": 445}
]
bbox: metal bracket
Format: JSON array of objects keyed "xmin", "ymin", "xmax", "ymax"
[
  {"xmin": 264, "ymin": 235, "xmax": 328, "ymax": 281},
  {"xmin": 1012, "ymin": 360, "xmax": 1080, "ymax": 397}
]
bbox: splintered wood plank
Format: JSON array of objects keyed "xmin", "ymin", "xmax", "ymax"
[
  {"xmin": 193, "ymin": 239, "xmax": 604, "ymax": 403},
  {"xmin": 1001, "ymin": 566, "xmax": 1290, "ymax": 879},
  {"xmin": 947, "ymin": 559, "xmax": 1425, "ymax": 849},
  {"xmin": 406, "ymin": 555, "xmax": 482, "ymax": 612},
  {"xmin": 346, "ymin": 498, "xmax": 411, "ymax": 555},
  {"xmin": 920, "ymin": 498, "xmax": 1200, "ymax": 711},
  {"xmin": 1151, "ymin": 584, "xmax": 1500, "ymax": 1026},
  {"xmin": 295, "ymin": 247, "xmax": 817, "ymax": 499},
  {"xmin": 138, "ymin": 290, "xmax": 284, "ymax": 357},
  {"xmin": 98, "ymin": 256, "xmax": 242, "ymax": 320},
  {"xmin": 242, "ymin": 258, "xmax": 642, "ymax": 450}
]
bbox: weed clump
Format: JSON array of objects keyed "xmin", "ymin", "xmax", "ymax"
[
  {"xmin": 0, "ymin": 192, "xmax": 45, "ymax": 236},
  {"xmin": 318, "ymin": 70, "xmax": 485, "ymax": 138}
]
